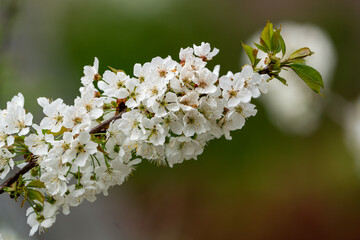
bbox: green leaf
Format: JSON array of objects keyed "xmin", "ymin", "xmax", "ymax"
[
  {"xmin": 289, "ymin": 47, "xmax": 312, "ymax": 60},
  {"xmin": 27, "ymin": 180, "xmax": 45, "ymax": 188},
  {"xmin": 278, "ymin": 29, "xmax": 286, "ymax": 56},
  {"xmin": 271, "ymin": 30, "xmax": 280, "ymax": 54},
  {"xmin": 288, "ymin": 63, "xmax": 324, "ymax": 94},
  {"xmin": 27, "ymin": 189, "xmax": 45, "ymax": 204},
  {"xmin": 275, "ymin": 75, "xmax": 288, "ymax": 85},
  {"xmin": 254, "ymin": 43, "xmax": 268, "ymax": 53},
  {"xmin": 2, "ymin": 187, "xmax": 14, "ymax": 192},
  {"xmin": 241, "ymin": 42, "xmax": 255, "ymax": 64},
  {"xmin": 261, "ymin": 21, "xmax": 274, "ymax": 51},
  {"xmin": 252, "ymin": 49, "xmax": 259, "ymax": 64},
  {"xmin": 259, "ymin": 38, "xmax": 269, "ymax": 52},
  {"xmin": 288, "ymin": 58, "xmax": 306, "ymax": 64}
]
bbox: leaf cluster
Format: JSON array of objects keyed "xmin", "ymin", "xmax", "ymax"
[
  {"xmin": 242, "ymin": 21, "xmax": 324, "ymax": 94},
  {"xmin": 3, "ymin": 175, "xmax": 45, "ymax": 208}
]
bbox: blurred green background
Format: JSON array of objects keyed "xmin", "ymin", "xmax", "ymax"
[{"xmin": 1, "ymin": 0, "xmax": 360, "ymax": 239}]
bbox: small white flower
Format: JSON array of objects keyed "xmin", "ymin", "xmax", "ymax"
[
  {"xmin": 193, "ymin": 68, "xmax": 218, "ymax": 94},
  {"xmin": 140, "ymin": 78, "xmax": 167, "ymax": 108},
  {"xmin": 81, "ymin": 57, "xmax": 99, "ymax": 86},
  {"xmin": 75, "ymin": 86, "xmax": 104, "ymax": 119},
  {"xmin": 125, "ymin": 78, "xmax": 144, "ymax": 108},
  {"xmin": 219, "ymin": 71, "xmax": 252, "ymax": 107},
  {"xmin": 142, "ymin": 117, "xmax": 167, "ymax": 146},
  {"xmin": 46, "ymin": 132, "xmax": 74, "ymax": 164},
  {"xmin": 5, "ymin": 94, "xmax": 33, "ymax": 135},
  {"xmin": 63, "ymin": 106, "xmax": 91, "ymax": 134},
  {"xmin": 25, "ymin": 124, "xmax": 52, "ymax": 156},
  {"xmin": 98, "ymin": 70, "xmax": 130, "ymax": 99},
  {"xmin": 40, "ymin": 170, "xmax": 68, "ymax": 196},
  {"xmin": 163, "ymin": 112, "xmax": 184, "ymax": 135},
  {"xmin": 179, "ymin": 47, "xmax": 194, "ymax": 63},
  {"xmin": 239, "ymin": 65, "xmax": 263, "ymax": 98},
  {"xmin": 193, "ymin": 42, "xmax": 219, "ymax": 61},
  {"xmin": 137, "ymin": 143, "xmax": 165, "ymax": 164},
  {"xmin": 118, "ymin": 110, "xmax": 145, "ymax": 141},
  {"xmin": 152, "ymin": 92, "xmax": 179, "ymax": 117},
  {"xmin": 179, "ymin": 91, "xmax": 199, "ymax": 111},
  {"xmin": 68, "ymin": 132, "xmax": 98, "ymax": 167},
  {"xmin": 38, "ymin": 98, "xmax": 67, "ymax": 133},
  {"xmin": 0, "ymin": 130, "xmax": 14, "ymax": 148},
  {"xmin": 134, "ymin": 62, "xmax": 151, "ymax": 83},
  {"xmin": 222, "ymin": 102, "xmax": 257, "ymax": 140},
  {"xmin": 183, "ymin": 109, "xmax": 209, "ymax": 137},
  {"xmin": 0, "ymin": 148, "xmax": 15, "ymax": 179},
  {"xmin": 198, "ymin": 97, "xmax": 224, "ymax": 120},
  {"xmin": 150, "ymin": 56, "xmax": 177, "ymax": 82},
  {"xmin": 27, "ymin": 202, "xmax": 57, "ymax": 236},
  {"xmin": 166, "ymin": 137, "xmax": 203, "ymax": 167}
]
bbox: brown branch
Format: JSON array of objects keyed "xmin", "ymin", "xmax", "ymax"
[
  {"xmin": 0, "ymin": 103, "xmax": 127, "ymax": 195},
  {"xmin": 0, "ymin": 159, "xmax": 37, "ymax": 194},
  {"xmin": 89, "ymin": 107, "xmax": 126, "ymax": 134},
  {"xmin": 258, "ymin": 65, "xmax": 271, "ymax": 75}
]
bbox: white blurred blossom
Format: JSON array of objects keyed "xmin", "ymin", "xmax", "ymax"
[{"xmin": 344, "ymin": 97, "xmax": 360, "ymax": 170}]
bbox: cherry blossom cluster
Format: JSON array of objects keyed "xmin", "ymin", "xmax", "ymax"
[{"xmin": 0, "ymin": 42, "xmax": 270, "ymax": 235}]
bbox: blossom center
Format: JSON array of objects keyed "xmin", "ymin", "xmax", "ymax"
[
  {"xmin": 158, "ymin": 69, "xmax": 167, "ymax": 78},
  {"xmin": 228, "ymin": 90, "xmax": 238, "ymax": 98},
  {"xmin": 73, "ymin": 117, "xmax": 82, "ymax": 124}
]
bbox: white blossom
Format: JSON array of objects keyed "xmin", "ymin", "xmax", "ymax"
[
  {"xmin": 0, "ymin": 148, "xmax": 15, "ymax": 179},
  {"xmin": 63, "ymin": 106, "xmax": 91, "ymax": 134},
  {"xmin": 81, "ymin": 57, "xmax": 99, "ymax": 86},
  {"xmin": 27, "ymin": 202, "xmax": 57, "ymax": 236},
  {"xmin": 193, "ymin": 42, "xmax": 219, "ymax": 61},
  {"xmin": 98, "ymin": 70, "xmax": 130, "ymax": 99},
  {"xmin": 38, "ymin": 98, "xmax": 67, "ymax": 133},
  {"xmin": 183, "ymin": 109, "xmax": 210, "ymax": 137},
  {"xmin": 0, "ymin": 42, "xmax": 276, "ymax": 236},
  {"xmin": 68, "ymin": 132, "xmax": 98, "ymax": 167},
  {"xmin": 219, "ymin": 71, "xmax": 252, "ymax": 107},
  {"xmin": 25, "ymin": 124, "xmax": 52, "ymax": 156}
]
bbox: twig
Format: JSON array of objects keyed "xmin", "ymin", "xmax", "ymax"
[
  {"xmin": 89, "ymin": 103, "xmax": 126, "ymax": 134},
  {"xmin": 0, "ymin": 159, "xmax": 37, "ymax": 194}
]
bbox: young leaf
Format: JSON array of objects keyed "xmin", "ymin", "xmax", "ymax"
[
  {"xmin": 271, "ymin": 30, "xmax": 281, "ymax": 54},
  {"xmin": 259, "ymin": 38, "xmax": 269, "ymax": 52},
  {"xmin": 254, "ymin": 58, "xmax": 261, "ymax": 67},
  {"xmin": 288, "ymin": 58, "xmax": 306, "ymax": 64},
  {"xmin": 261, "ymin": 21, "xmax": 274, "ymax": 51},
  {"xmin": 252, "ymin": 49, "xmax": 259, "ymax": 63},
  {"xmin": 289, "ymin": 47, "xmax": 312, "ymax": 60},
  {"xmin": 241, "ymin": 42, "xmax": 255, "ymax": 65},
  {"xmin": 27, "ymin": 180, "xmax": 45, "ymax": 188},
  {"xmin": 288, "ymin": 63, "xmax": 324, "ymax": 94},
  {"xmin": 254, "ymin": 43, "xmax": 268, "ymax": 53},
  {"xmin": 275, "ymin": 75, "xmax": 288, "ymax": 85},
  {"xmin": 278, "ymin": 32, "xmax": 286, "ymax": 56},
  {"xmin": 27, "ymin": 189, "xmax": 45, "ymax": 204}
]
